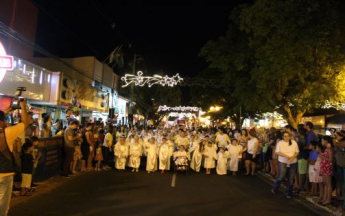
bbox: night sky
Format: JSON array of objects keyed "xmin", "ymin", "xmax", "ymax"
[{"xmin": 32, "ymin": 0, "xmax": 252, "ymax": 104}]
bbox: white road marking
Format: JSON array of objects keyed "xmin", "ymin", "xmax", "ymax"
[{"xmin": 171, "ymin": 173, "xmax": 176, "ymax": 187}]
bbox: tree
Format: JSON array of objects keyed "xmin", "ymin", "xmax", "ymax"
[
  {"xmin": 134, "ymin": 85, "xmax": 182, "ymax": 122},
  {"xmin": 190, "ymin": 68, "xmax": 254, "ymax": 129},
  {"xmin": 200, "ymin": 0, "xmax": 345, "ymax": 128}
]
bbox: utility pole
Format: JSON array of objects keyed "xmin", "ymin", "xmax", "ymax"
[
  {"xmin": 239, "ymin": 106, "xmax": 242, "ymax": 129},
  {"xmin": 129, "ymin": 54, "xmax": 136, "ymax": 126}
]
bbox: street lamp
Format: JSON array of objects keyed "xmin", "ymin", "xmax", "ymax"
[{"xmin": 209, "ymin": 106, "xmax": 222, "ymax": 112}]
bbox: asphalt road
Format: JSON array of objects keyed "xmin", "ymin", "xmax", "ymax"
[{"xmin": 9, "ymin": 169, "xmax": 329, "ymax": 216}]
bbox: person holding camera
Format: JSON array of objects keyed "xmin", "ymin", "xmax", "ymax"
[{"xmin": 0, "ymin": 99, "xmax": 30, "ymax": 216}]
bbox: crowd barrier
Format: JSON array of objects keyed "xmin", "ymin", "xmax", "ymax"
[{"xmin": 34, "ymin": 137, "xmax": 64, "ymax": 182}]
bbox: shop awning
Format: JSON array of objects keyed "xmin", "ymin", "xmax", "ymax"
[{"xmin": 326, "ymin": 113, "xmax": 345, "ymax": 125}]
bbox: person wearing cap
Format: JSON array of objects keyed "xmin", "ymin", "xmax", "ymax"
[
  {"xmin": 145, "ymin": 137, "xmax": 158, "ymax": 173},
  {"xmin": 0, "ymin": 99, "xmax": 30, "ymax": 216},
  {"xmin": 114, "ymin": 135, "xmax": 129, "ymax": 170},
  {"xmin": 203, "ymin": 141, "xmax": 217, "ymax": 174},
  {"xmin": 159, "ymin": 136, "xmax": 173, "ymax": 174},
  {"xmin": 129, "ymin": 135, "xmax": 143, "ymax": 172},
  {"xmin": 189, "ymin": 138, "xmax": 206, "ymax": 172}
]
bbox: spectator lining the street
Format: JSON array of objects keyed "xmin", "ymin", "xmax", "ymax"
[
  {"xmin": 20, "ymin": 142, "xmax": 35, "ymax": 196},
  {"xmin": 94, "ymin": 140, "xmax": 103, "ymax": 171},
  {"xmin": 319, "ymin": 136, "xmax": 334, "ymax": 206},
  {"xmin": 71, "ymin": 131, "xmax": 83, "ymax": 174},
  {"xmin": 62, "ymin": 120, "xmax": 80, "ymax": 178},
  {"xmin": 308, "ymin": 141, "xmax": 323, "ymax": 197},
  {"xmin": 81, "ymin": 123, "xmax": 93, "ymax": 172},
  {"xmin": 245, "ymin": 130, "xmax": 259, "ymax": 176},
  {"xmin": 102, "ymin": 126, "xmax": 113, "ymax": 170},
  {"xmin": 271, "ymin": 132, "xmax": 299, "ymax": 198}
]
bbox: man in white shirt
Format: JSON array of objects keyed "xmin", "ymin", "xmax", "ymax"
[
  {"xmin": 102, "ymin": 126, "xmax": 114, "ymax": 170},
  {"xmin": 216, "ymin": 128, "xmax": 230, "ymax": 149}
]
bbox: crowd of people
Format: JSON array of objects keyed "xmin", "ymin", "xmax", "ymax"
[
  {"xmin": 2, "ymin": 102, "xmax": 345, "ymax": 215},
  {"xmin": 54, "ymin": 116, "xmax": 345, "ymax": 211}
]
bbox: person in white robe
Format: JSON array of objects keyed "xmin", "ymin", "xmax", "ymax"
[
  {"xmin": 189, "ymin": 139, "xmax": 206, "ymax": 172},
  {"xmin": 216, "ymin": 147, "xmax": 229, "ymax": 175},
  {"xmin": 203, "ymin": 141, "xmax": 217, "ymax": 174},
  {"xmin": 145, "ymin": 137, "xmax": 158, "ymax": 173},
  {"xmin": 129, "ymin": 135, "xmax": 143, "ymax": 172},
  {"xmin": 158, "ymin": 136, "xmax": 173, "ymax": 174},
  {"xmin": 114, "ymin": 135, "xmax": 129, "ymax": 170},
  {"xmin": 227, "ymin": 139, "xmax": 243, "ymax": 175},
  {"xmin": 173, "ymin": 145, "xmax": 190, "ymax": 166}
]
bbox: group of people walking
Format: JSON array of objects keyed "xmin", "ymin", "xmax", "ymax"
[{"xmin": 60, "ymin": 119, "xmax": 345, "ymax": 211}]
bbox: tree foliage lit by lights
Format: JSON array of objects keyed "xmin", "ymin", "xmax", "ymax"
[{"xmin": 200, "ymin": 0, "xmax": 345, "ymax": 128}]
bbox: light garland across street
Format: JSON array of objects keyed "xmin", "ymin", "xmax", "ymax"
[
  {"xmin": 322, "ymin": 100, "xmax": 345, "ymax": 111},
  {"xmin": 121, "ymin": 71, "xmax": 183, "ymax": 88},
  {"xmin": 158, "ymin": 105, "xmax": 201, "ymax": 112},
  {"xmin": 168, "ymin": 112, "xmax": 196, "ymax": 118}
]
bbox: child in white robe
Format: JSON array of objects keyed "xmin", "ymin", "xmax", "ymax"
[
  {"xmin": 146, "ymin": 137, "xmax": 158, "ymax": 173},
  {"xmin": 189, "ymin": 139, "xmax": 206, "ymax": 172},
  {"xmin": 203, "ymin": 141, "xmax": 217, "ymax": 174},
  {"xmin": 227, "ymin": 139, "xmax": 243, "ymax": 175},
  {"xmin": 216, "ymin": 147, "xmax": 229, "ymax": 175},
  {"xmin": 129, "ymin": 135, "xmax": 143, "ymax": 172},
  {"xmin": 159, "ymin": 137, "xmax": 173, "ymax": 174},
  {"xmin": 173, "ymin": 145, "xmax": 190, "ymax": 167},
  {"xmin": 114, "ymin": 135, "xmax": 129, "ymax": 170}
]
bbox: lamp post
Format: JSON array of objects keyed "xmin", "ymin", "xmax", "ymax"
[{"xmin": 129, "ymin": 54, "xmax": 136, "ymax": 126}]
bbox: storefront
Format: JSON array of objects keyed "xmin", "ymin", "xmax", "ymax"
[
  {"xmin": 116, "ymin": 96, "xmax": 128, "ymax": 125},
  {"xmin": 0, "ymin": 42, "xmax": 60, "ymax": 125},
  {"xmin": 59, "ymin": 74, "xmax": 110, "ymax": 124}
]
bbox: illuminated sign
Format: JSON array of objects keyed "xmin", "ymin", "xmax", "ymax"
[{"xmin": 0, "ymin": 42, "xmax": 14, "ymax": 83}]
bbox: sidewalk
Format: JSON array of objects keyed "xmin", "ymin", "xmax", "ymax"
[
  {"xmin": 257, "ymin": 171, "xmax": 345, "ymax": 216},
  {"xmin": 10, "ymin": 171, "xmax": 88, "ymax": 208}
]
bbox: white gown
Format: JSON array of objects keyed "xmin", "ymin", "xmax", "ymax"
[
  {"xmin": 159, "ymin": 142, "xmax": 173, "ymax": 170},
  {"xmin": 173, "ymin": 151, "xmax": 190, "ymax": 165},
  {"xmin": 203, "ymin": 145, "xmax": 217, "ymax": 168},
  {"xmin": 146, "ymin": 144, "xmax": 158, "ymax": 171},
  {"xmin": 129, "ymin": 142, "xmax": 143, "ymax": 168},
  {"xmin": 227, "ymin": 145, "xmax": 243, "ymax": 171},
  {"xmin": 189, "ymin": 144, "xmax": 203, "ymax": 172},
  {"xmin": 217, "ymin": 151, "xmax": 229, "ymax": 175},
  {"xmin": 114, "ymin": 143, "xmax": 129, "ymax": 170}
]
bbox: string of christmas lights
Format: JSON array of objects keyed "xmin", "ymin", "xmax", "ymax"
[
  {"xmin": 121, "ymin": 71, "xmax": 183, "ymax": 88},
  {"xmin": 158, "ymin": 105, "xmax": 201, "ymax": 112}
]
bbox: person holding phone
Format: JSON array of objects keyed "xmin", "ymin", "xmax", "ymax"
[{"xmin": 0, "ymin": 99, "xmax": 30, "ymax": 216}]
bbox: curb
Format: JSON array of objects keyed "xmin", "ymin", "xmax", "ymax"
[{"xmin": 256, "ymin": 171, "xmax": 344, "ymax": 216}]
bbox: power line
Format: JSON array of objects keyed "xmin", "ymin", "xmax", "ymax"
[
  {"xmin": 89, "ymin": 0, "xmax": 116, "ymax": 30},
  {"xmin": 29, "ymin": 0, "xmax": 100, "ymax": 55},
  {"xmin": 0, "ymin": 21, "xmax": 104, "ymax": 82}
]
